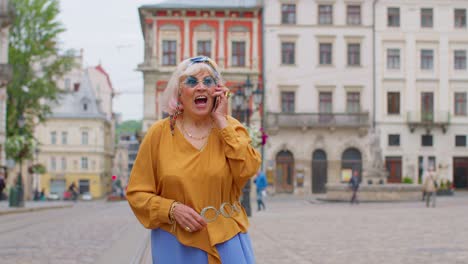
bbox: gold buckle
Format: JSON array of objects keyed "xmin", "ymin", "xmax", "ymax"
[{"xmin": 200, "ymin": 202, "xmax": 240, "ymax": 223}]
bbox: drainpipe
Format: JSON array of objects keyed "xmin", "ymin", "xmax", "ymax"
[
  {"xmin": 372, "ymin": 0, "xmax": 379, "ymax": 129},
  {"xmin": 260, "ymin": 2, "xmax": 266, "ymax": 171}
]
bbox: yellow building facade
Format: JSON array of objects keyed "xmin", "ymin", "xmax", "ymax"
[{"xmin": 34, "ymin": 54, "xmax": 115, "ymax": 199}]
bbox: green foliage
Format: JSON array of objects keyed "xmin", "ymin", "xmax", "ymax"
[
  {"xmin": 5, "ymin": 135, "xmax": 36, "ymax": 162},
  {"xmin": 7, "ymin": 0, "xmax": 74, "ymax": 160},
  {"xmin": 29, "ymin": 163, "xmax": 46, "ymax": 174},
  {"xmin": 402, "ymin": 177, "xmax": 413, "ymax": 184},
  {"xmin": 116, "ymin": 120, "xmax": 142, "ymax": 138}
]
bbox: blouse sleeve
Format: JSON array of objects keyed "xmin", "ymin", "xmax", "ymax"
[
  {"xmin": 220, "ymin": 117, "xmax": 262, "ymax": 189},
  {"xmin": 126, "ymin": 123, "xmax": 175, "ymax": 229}
]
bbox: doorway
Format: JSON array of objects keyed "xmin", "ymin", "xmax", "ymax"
[
  {"xmin": 276, "ymin": 150, "xmax": 294, "ymax": 193},
  {"xmin": 454, "ymin": 157, "xmax": 468, "ymax": 189},
  {"xmin": 312, "ymin": 150, "xmax": 327, "ymax": 193},
  {"xmin": 386, "ymin": 156, "xmax": 402, "ymax": 183}
]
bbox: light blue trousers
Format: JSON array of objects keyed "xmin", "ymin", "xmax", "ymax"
[{"xmin": 151, "ymin": 229, "xmax": 255, "ymax": 264}]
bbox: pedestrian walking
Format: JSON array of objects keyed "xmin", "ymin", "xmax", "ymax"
[
  {"xmin": 0, "ymin": 170, "xmax": 5, "ymax": 201},
  {"xmin": 349, "ymin": 170, "xmax": 360, "ymax": 204},
  {"xmin": 422, "ymin": 166, "xmax": 438, "ymax": 208},
  {"xmin": 126, "ymin": 56, "xmax": 261, "ymax": 264},
  {"xmin": 68, "ymin": 182, "xmax": 79, "ymax": 202},
  {"xmin": 254, "ymin": 170, "xmax": 267, "ymax": 211}
]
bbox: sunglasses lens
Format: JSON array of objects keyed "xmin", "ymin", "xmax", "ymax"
[
  {"xmin": 203, "ymin": 77, "xmax": 215, "ymax": 88},
  {"xmin": 184, "ymin": 76, "xmax": 198, "ymax": 88}
]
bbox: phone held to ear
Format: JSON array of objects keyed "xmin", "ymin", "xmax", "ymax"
[{"xmin": 212, "ymin": 96, "xmax": 219, "ymax": 112}]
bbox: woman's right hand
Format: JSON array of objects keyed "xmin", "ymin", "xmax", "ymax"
[{"xmin": 173, "ymin": 203, "xmax": 207, "ymax": 232}]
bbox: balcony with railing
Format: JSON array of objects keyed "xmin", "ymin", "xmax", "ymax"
[
  {"xmin": 406, "ymin": 111, "xmax": 450, "ymax": 133},
  {"xmin": 266, "ymin": 112, "xmax": 370, "ymax": 130}
]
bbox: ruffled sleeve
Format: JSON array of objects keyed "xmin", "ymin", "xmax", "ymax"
[
  {"xmin": 220, "ymin": 117, "xmax": 262, "ymax": 188},
  {"xmin": 126, "ymin": 121, "xmax": 175, "ymax": 229}
]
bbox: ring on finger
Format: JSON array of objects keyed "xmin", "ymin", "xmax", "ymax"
[
  {"xmin": 225, "ymin": 91, "xmax": 231, "ymax": 98},
  {"xmin": 185, "ymin": 226, "xmax": 192, "ymax": 232}
]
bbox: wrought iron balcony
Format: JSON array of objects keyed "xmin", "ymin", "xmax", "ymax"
[
  {"xmin": 406, "ymin": 111, "xmax": 450, "ymax": 133},
  {"xmin": 266, "ymin": 112, "xmax": 370, "ymax": 130}
]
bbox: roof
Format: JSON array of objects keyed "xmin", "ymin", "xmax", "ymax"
[
  {"xmin": 94, "ymin": 64, "xmax": 114, "ymax": 92},
  {"xmin": 140, "ymin": 0, "xmax": 261, "ymax": 9},
  {"xmin": 50, "ymin": 72, "xmax": 107, "ymax": 121}
]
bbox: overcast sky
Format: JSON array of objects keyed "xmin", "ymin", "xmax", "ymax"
[{"xmin": 58, "ymin": 0, "xmax": 163, "ymax": 121}]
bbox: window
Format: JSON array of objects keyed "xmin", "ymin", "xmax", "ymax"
[
  {"xmin": 346, "ymin": 92, "xmax": 360, "ymax": 113},
  {"xmin": 347, "ymin": 5, "xmax": 361, "ymax": 25},
  {"xmin": 81, "ymin": 157, "xmax": 88, "ymax": 170},
  {"xmin": 281, "ymin": 91, "xmax": 295, "ymax": 113},
  {"xmin": 421, "ymin": 135, "xmax": 433, "ymax": 147},
  {"xmin": 281, "ymin": 42, "xmax": 295, "ymax": 65},
  {"xmin": 421, "ymin": 8, "xmax": 433, "ymax": 28},
  {"xmin": 387, "ymin": 49, "xmax": 400, "ymax": 69},
  {"xmin": 162, "ymin": 40, "xmax": 177, "ymax": 66},
  {"xmin": 51, "ymin": 131, "xmax": 57, "ymax": 144},
  {"xmin": 50, "ymin": 157, "xmax": 56, "ymax": 171},
  {"xmin": 281, "ymin": 4, "xmax": 296, "ymax": 24},
  {"xmin": 421, "ymin": 49, "xmax": 434, "ymax": 70},
  {"xmin": 387, "ymin": 92, "xmax": 400, "ymax": 114},
  {"xmin": 454, "ymin": 50, "xmax": 467, "ymax": 70},
  {"xmin": 319, "ymin": 5, "xmax": 333, "ymax": 25},
  {"xmin": 81, "ymin": 131, "xmax": 89, "ymax": 145},
  {"xmin": 197, "ymin": 40, "xmax": 211, "ymax": 58},
  {"xmin": 387, "ymin": 7, "xmax": 400, "ymax": 27},
  {"xmin": 347, "ymin": 44, "xmax": 360, "ymax": 66},
  {"xmin": 455, "ymin": 92, "xmax": 467, "ymax": 116},
  {"xmin": 231, "ymin": 41, "xmax": 246, "ymax": 67},
  {"xmin": 61, "ymin": 132, "xmax": 67, "ymax": 145},
  {"xmin": 319, "ymin": 92, "xmax": 332, "ymax": 113},
  {"xmin": 455, "ymin": 9, "xmax": 466, "ymax": 28},
  {"xmin": 455, "ymin": 135, "xmax": 466, "ymax": 147},
  {"xmin": 319, "ymin": 43, "xmax": 332, "ymax": 65},
  {"xmin": 61, "ymin": 157, "xmax": 67, "ymax": 170},
  {"xmin": 388, "ymin": 134, "xmax": 400, "ymax": 146}
]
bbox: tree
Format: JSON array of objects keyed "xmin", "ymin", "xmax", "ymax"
[{"xmin": 6, "ymin": 0, "xmax": 74, "ymax": 160}]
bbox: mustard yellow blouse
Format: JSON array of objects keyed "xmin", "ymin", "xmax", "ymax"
[{"xmin": 126, "ymin": 116, "xmax": 261, "ymax": 264}]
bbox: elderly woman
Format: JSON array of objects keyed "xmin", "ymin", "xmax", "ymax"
[{"xmin": 126, "ymin": 56, "xmax": 261, "ymax": 264}]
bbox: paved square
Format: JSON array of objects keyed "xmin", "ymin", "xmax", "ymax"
[{"xmin": 249, "ymin": 194, "xmax": 468, "ymax": 264}]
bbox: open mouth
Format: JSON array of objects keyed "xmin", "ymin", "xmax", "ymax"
[{"xmin": 194, "ymin": 95, "xmax": 208, "ymax": 105}]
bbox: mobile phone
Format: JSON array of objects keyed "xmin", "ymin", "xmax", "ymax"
[{"xmin": 212, "ymin": 96, "xmax": 219, "ymax": 112}]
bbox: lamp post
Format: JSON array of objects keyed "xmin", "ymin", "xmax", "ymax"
[
  {"xmin": 233, "ymin": 76, "xmax": 263, "ymax": 217},
  {"xmin": 11, "ymin": 114, "xmax": 26, "ymax": 207}
]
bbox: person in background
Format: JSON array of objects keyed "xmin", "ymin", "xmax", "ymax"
[
  {"xmin": 0, "ymin": 169, "xmax": 5, "ymax": 201},
  {"xmin": 349, "ymin": 170, "xmax": 360, "ymax": 204},
  {"xmin": 422, "ymin": 166, "xmax": 438, "ymax": 208},
  {"xmin": 126, "ymin": 56, "xmax": 261, "ymax": 264},
  {"xmin": 254, "ymin": 170, "xmax": 267, "ymax": 211}
]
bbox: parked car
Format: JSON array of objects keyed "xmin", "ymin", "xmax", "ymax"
[
  {"xmin": 81, "ymin": 192, "xmax": 92, "ymax": 201},
  {"xmin": 47, "ymin": 192, "xmax": 60, "ymax": 201}
]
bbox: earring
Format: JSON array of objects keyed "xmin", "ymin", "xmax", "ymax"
[{"xmin": 170, "ymin": 102, "xmax": 183, "ymax": 135}]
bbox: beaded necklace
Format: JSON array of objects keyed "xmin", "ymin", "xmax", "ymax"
[{"xmin": 181, "ymin": 120, "xmax": 213, "ymax": 140}]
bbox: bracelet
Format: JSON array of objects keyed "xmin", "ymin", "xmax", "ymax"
[{"xmin": 168, "ymin": 201, "xmax": 180, "ymax": 224}]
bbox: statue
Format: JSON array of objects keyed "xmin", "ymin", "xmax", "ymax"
[{"xmin": 364, "ymin": 128, "xmax": 387, "ymax": 184}]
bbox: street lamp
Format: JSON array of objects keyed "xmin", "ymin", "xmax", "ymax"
[
  {"xmin": 14, "ymin": 114, "xmax": 26, "ymax": 207},
  {"xmin": 233, "ymin": 76, "xmax": 263, "ymax": 217}
]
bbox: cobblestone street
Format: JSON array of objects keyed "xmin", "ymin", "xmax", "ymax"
[
  {"xmin": 250, "ymin": 193, "xmax": 468, "ymax": 264},
  {"xmin": 1, "ymin": 193, "xmax": 468, "ymax": 264}
]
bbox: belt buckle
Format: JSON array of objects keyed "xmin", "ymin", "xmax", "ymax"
[{"xmin": 200, "ymin": 202, "xmax": 240, "ymax": 223}]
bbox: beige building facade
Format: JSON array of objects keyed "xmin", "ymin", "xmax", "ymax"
[
  {"xmin": 375, "ymin": 0, "xmax": 468, "ymax": 188},
  {"xmin": 0, "ymin": 0, "xmax": 12, "ymax": 170},
  {"xmin": 35, "ymin": 54, "xmax": 115, "ymax": 199},
  {"xmin": 264, "ymin": 0, "xmax": 374, "ymax": 195}
]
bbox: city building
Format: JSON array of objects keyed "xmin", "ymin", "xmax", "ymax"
[
  {"xmin": 35, "ymin": 53, "xmax": 115, "ymax": 199},
  {"xmin": 137, "ymin": 0, "xmax": 263, "ymax": 131},
  {"xmin": 116, "ymin": 133, "xmax": 139, "ymax": 184},
  {"xmin": 263, "ymin": 0, "xmax": 374, "ymax": 195},
  {"xmin": 375, "ymin": 0, "xmax": 468, "ymax": 188},
  {"xmin": 0, "ymin": 0, "xmax": 13, "ymax": 171}
]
